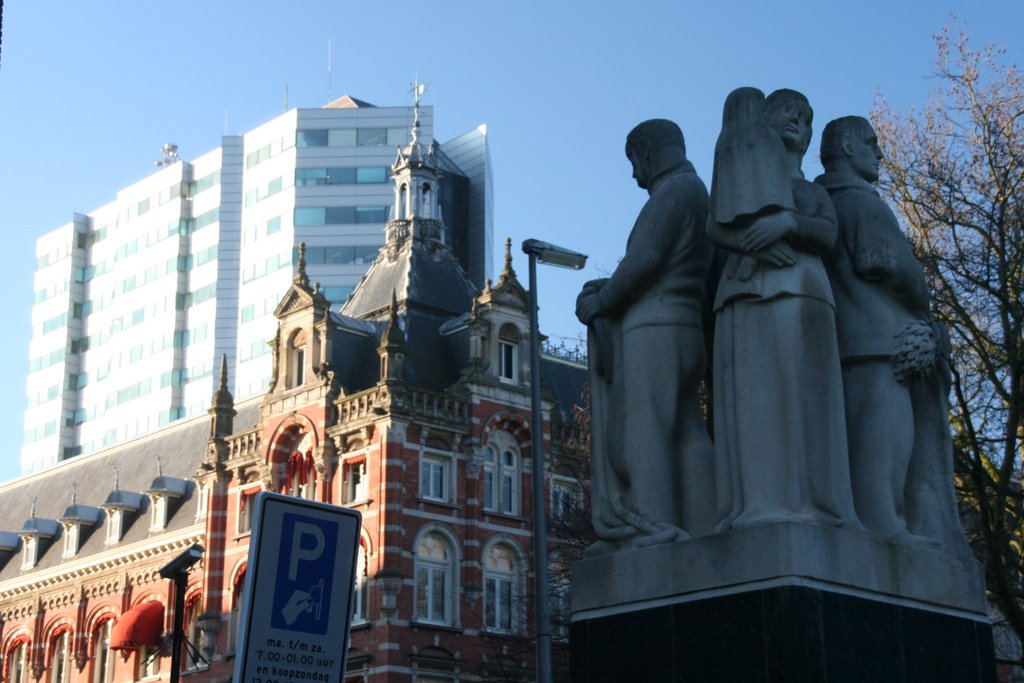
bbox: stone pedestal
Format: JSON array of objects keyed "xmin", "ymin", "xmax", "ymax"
[{"xmin": 571, "ymin": 523, "xmax": 995, "ymax": 682}]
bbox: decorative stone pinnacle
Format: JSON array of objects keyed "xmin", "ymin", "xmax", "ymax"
[
  {"xmin": 294, "ymin": 242, "xmax": 309, "ymax": 287},
  {"xmin": 381, "ymin": 290, "xmax": 406, "ymax": 349},
  {"xmin": 498, "ymin": 237, "xmax": 516, "ymax": 286},
  {"xmin": 219, "ymin": 354, "xmax": 229, "ymax": 391},
  {"xmin": 212, "ymin": 353, "xmax": 234, "ymax": 408}
]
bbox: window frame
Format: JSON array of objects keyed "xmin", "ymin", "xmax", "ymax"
[
  {"xmin": 483, "ymin": 542, "xmax": 520, "ymax": 633},
  {"xmin": 483, "ymin": 432, "xmax": 521, "ymax": 516},
  {"xmin": 49, "ymin": 630, "xmax": 72, "ymax": 683},
  {"xmin": 414, "ymin": 531, "xmax": 456, "ymax": 626},
  {"xmin": 497, "ymin": 324, "xmax": 521, "ymax": 384},
  {"xmin": 419, "ymin": 449, "xmax": 452, "ymax": 503},
  {"xmin": 237, "ymin": 487, "xmax": 260, "ymax": 535},
  {"xmin": 92, "ymin": 619, "xmax": 114, "ymax": 683},
  {"xmin": 498, "ymin": 340, "xmax": 517, "ymax": 383},
  {"xmin": 8, "ymin": 640, "xmax": 30, "ymax": 683},
  {"xmin": 352, "ymin": 542, "xmax": 369, "ymax": 625},
  {"xmin": 342, "ymin": 458, "xmax": 368, "ymax": 504}
]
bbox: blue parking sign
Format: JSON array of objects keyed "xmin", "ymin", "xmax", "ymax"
[
  {"xmin": 234, "ymin": 493, "xmax": 362, "ymax": 683},
  {"xmin": 270, "ymin": 513, "xmax": 339, "ymax": 635}
]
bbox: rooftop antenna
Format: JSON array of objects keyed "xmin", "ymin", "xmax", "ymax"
[
  {"xmin": 155, "ymin": 143, "xmax": 179, "ymax": 168},
  {"xmin": 284, "ymin": 84, "xmax": 289, "ymax": 112},
  {"xmin": 328, "ymin": 39, "xmax": 333, "ymax": 101}
]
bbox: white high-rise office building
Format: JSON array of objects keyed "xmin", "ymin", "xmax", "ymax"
[{"xmin": 23, "ymin": 96, "xmax": 492, "ymax": 474}]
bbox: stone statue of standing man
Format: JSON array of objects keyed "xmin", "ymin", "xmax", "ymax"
[
  {"xmin": 576, "ymin": 119, "xmax": 715, "ymax": 553},
  {"xmin": 816, "ymin": 116, "xmax": 969, "ymax": 550}
]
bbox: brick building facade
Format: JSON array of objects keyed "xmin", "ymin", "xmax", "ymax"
[{"xmin": 0, "ymin": 113, "xmax": 585, "ymax": 683}]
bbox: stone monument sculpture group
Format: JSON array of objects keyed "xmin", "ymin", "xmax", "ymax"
[{"xmin": 577, "ymin": 87, "xmax": 967, "ymax": 556}]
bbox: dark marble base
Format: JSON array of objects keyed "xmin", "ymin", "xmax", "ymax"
[{"xmin": 570, "ymin": 585, "xmax": 995, "ymax": 682}]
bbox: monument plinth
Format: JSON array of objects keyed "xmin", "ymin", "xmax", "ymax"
[
  {"xmin": 571, "ymin": 97, "xmax": 995, "ymax": 681},
  {"xmin": 571, "ymin": 524, "xmax": 993, "ymax": 681}
]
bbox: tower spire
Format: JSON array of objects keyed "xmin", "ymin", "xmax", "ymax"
[
  {"xmin": 410, "ymin": 78, "xmax": 427, "ymax": 148},
  {"xmin": 209, "ymin": 353, "xmax": 236, "ymax": 440}
]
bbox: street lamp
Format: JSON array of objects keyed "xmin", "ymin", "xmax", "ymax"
[
  {"xmin": 521, "ymin": 238, "xmax": 587, "ymax": 683},
  {"xmin": 159, "ymin": 543, "xmax": 204, "ymax": 683}
]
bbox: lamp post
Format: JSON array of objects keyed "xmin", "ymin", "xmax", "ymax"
[
  {"xmin": 159, "ymin": 543, "xmax": 204, "ymax": 683},
  {"xmin": 521, "ymin": 239, "xmax": 587, "ymax": 683}
]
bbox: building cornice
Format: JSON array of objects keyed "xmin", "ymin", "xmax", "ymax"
[{"xmin": 0, "ymin": 526, "xmax": 204, "ymax": 600}]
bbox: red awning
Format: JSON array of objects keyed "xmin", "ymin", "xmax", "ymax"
[{"xmin": 110, "ymin": 601, "xmax": 165, "ymax": 651}]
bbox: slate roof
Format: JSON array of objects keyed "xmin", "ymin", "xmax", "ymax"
[
  {"xmin": 0, "ymin": 399, "xmax": 259, "ymax": 581},
  {"xmin": 328, "ymin": 314, "xmax": 384, "ymax": 394},
  {"xmin": 342, "ymin": 235, "xmax": 478, "ymax": 321},
  {"xmin": 542, "ymin": 354, "xmax": 588, "ymax": 423}
]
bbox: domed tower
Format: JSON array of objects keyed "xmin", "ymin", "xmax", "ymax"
[{"xmin": 390, "ymin": 82, "xmax": 443, "ymax": 238}]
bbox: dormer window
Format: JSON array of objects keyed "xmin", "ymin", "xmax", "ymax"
[
  {"xmin": 18, "ymin": 517, "xmax": 59, "ymax": 570},
  {"xmin": 498, "ymin": 324, "xmax": 520, "ymax": 383},
  {"xmin": 101, "ymin": 489, "xmax": 144, "ymax": 545},
  {"xmin": 59, "ymin": 503, "xmax": 100, "ymax": 559},
  {"xmin": 21, "ymin": 536, "xmax": 38, "ymax": 570},
  {"xmin": 150, "ymin": 497, "xmax": 168, "ymax": 531},
  {"xmin": 289, "ymin": 330, "xmax": 308, "ymax": 388},
  {"xmin": 147, "ymin": 476, "xmax": 188, "ymax": 531},
  {"xmin": 0, "ymin": 532, "xmax": 20, "ymax": 565},
  {"xmin": 106, "ymin": 509, "xmax": 124, "ymax": 544},
  {"xmin": 62, "ymin": 525, "xmax": 79, "ymax": 559}
]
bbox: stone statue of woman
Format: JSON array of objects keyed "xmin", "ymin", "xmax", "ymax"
[{"xmin": 707, "ymin": 88, "xmax": 860, "ymax": 531}]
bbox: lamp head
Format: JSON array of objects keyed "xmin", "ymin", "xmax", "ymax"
[{"xmin": 521, "ymin": 239, "xmax": 588, "ymax": 270}]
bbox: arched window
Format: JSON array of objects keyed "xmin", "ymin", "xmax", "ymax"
[
  {"xmin": 352, "ymin": 542, "xmax": 369, "ymax": 624},
  {"xmin": 183, "ymin": 594, "xmax": 207, "ymax": 672},
  {"xmin": 483, "ymin": 542, "xmax": 519, "ymax": 632},
  {"xmin": 289, "ymin": 330, "xmax": 308, "ymax": 388},
  {"xmin": 399, "ymin": 184, "xmax": 409, "ymax": 219},
  {"xmin": 414, "ymin": 532, "xmax": 454, "ymax": 625},
  {"xmin": 497, "ymin": 324, "xmax": 520, "ymax": 383},
  {"xmin": 49, "ymin": 630, "xmax": 72, "ymax": 683},
  {"xmin": 229, "ymin": 566, "xmax": 247, "ymax": 653},
  {"xmin": 7, "ymin": 638, "xmax": 30, "ymax": 683},
  {"xmin": 287, "ymin": 449, "xmax": 316, "ymax": 500},
  {"xmin": 92, "ymin": 619, "xmax": 114, "ymax": 683},
  {"xmin": 238, "ymin": 486, "xmax": 259, "ymax": 534},
  {"xmin": 420, "ymin": 183, "xmax": 432, "ymax": 218},
  {"xmin": 138, "ymin": 640, "xmax": 160, "ymax": 680},
  {"xmin": 483, "ymin": 431, "xmax": 520, "ymax": 515}
]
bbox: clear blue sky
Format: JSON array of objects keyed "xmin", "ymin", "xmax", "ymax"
[{"xmin": 1, "ymin": 1, "xmax": 1021, "ymax": 483}]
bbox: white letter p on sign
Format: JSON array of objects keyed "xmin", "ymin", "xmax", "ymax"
[{"xmin": 289, "ymin": 521, "xmax": 325, "ymax": 581}]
